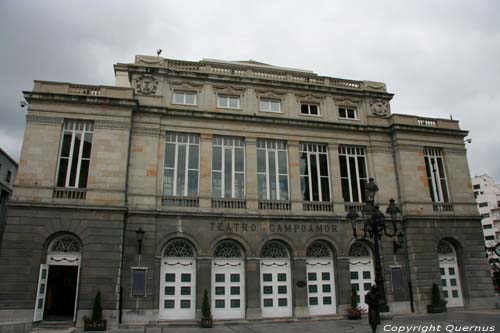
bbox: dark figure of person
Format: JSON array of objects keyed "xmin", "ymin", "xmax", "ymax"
[{"xmin": 365, "ymin": 285, "xmax": 381, "ymax": 333}]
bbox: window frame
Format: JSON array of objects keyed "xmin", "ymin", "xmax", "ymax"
[
  {"xmin": 172, "ymin": 90, "xmax": 197, "ymax": 106},
  {"xmin": 212, "ymin": 136, "xmax": 246, "ymax": 199},
  {"xmin": 338, "ymin": 106, "xmax": 358, "ymax": 120},
  {"xmin": 424, "ymin": 148, "xmax": 450, "ymax": 203},
  {"xmin": 131, "ymin": 267, "xmax": 148, "ymax": 297},
  {"xmin": 217, "ymin": 94, "xmax": 241, "ymax": 110},
  {"xmin": 163, "ymin": 133, "xmax": 200, "ymax": 197},
  {"xmin": 339, "ymin": 146, "xmax": 368, "ymax": 203},
  {"xmin": 259, "ymin": 98, "xmax": 282, "ymax": 113},
  {"xmin": 256, "ymin": 139, "xmax": 289, "ymax": 201},
  {"xmin": 299, "ymin": 143, "xmax": 331, "ymax": 202},
  {"xmin": 56, "ymin": 119, "xmax": 94, "ymax": 189},
  {"xmin": 300, "ymin": 103, "xmax": 320, "ymax": 116}
]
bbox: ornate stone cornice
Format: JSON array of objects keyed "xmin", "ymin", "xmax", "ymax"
[
  {"xmin": 213, "ymin": 85, "xmax": 246, "ymax": 95},
  {"xmin": 26, "ymin": 114, "xmax": 64, "ymax": 125}
]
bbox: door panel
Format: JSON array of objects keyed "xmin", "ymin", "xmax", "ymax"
[
  {"xmin": 33, "ymin": 264, "xmax": 48, "ymax": 322},
  {"xmin": 260, "ymin": 259, "xmax": 292, "ymax": 318},
  {"xmin": 439, "ymin": 260, "xmax": 464, "ymax": 307},
  {"xmin": 306, "ymin": 260, "xmax": 336, "ymax": 315},
  {"xmin": 159, "ymin": 259, "xmax": 196, "ymax": 320},
  {"xmin": 212, "ymin": 260, "xmax": 245, "ymax": 319},
  {"xmin": 349, "ymin": 259, "xmax": 374, "ymax": 311}
]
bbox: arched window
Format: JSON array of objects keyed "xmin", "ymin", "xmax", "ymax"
[
  {"xmin": 438, "ymin": 241, "xmax": 454, "ymax": 255},
  {"xmin": 349, "ymin": 242, "xmax": 371, "ymax": 257},
  {"xmin": 49, "ymin": 235, "xmax": 81, "ymax": 254},
  {"xmin": 213, "ymin": 240, "xmax": 243, "ymax": 258},
  {"xmin": 163, "ymin": 239, "xmax": 195, "ymax": 258},
  {"xmin": 306, "ymin": 240, "xmax": 332, "ymax": 257},
  {"xmin": 261, "ymin": 241, "xmax": 290, "ymax": 258}
]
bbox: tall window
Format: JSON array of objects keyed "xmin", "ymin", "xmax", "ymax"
[
  {"xmin": 424, "ymin": 148, "xmax": 449, "ymax": 202},
  {"xmin": 339, "ymin": 146, "xmax": 368, "ymax": 202},
  {"xmin": 57, "ymin": 120, "xmax": 93, "ymax": 188},
  {"xmin": 299, "ymin": 143, "xmax": 330, "ymax": 202},
  {"xmin": 257, "ymin": 140, "xmax": 288, "ymax": 200},
  {"xmin": 212, "ymin": 137, "xmax": 245, "ymax": 198},
  {"xmin": 163, "ymin": 133, "xmax": 200, "ymax": 196}
]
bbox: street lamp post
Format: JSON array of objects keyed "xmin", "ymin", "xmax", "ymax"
[{"xmin": 346, "ymin": 178, "xmax": 403, "ymax": 316}]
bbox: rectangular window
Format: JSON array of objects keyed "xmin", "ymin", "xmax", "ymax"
[
  {"xmin": 485, "ymin": 235, "xmax": 495, "ymax": 241},
  {"xmin": 131, "ymin": 268, "xmax": 147, "ymax": 297},
  {"xmin": 339, "ymin": 146, "xmax": 368, "ymax": 202},
  {"xmin": 163, "ymin": 133, "xmax": 200, "ymax": 197},
  {"xmin": 481, "ymin": 213, "xmax": 491, "ymax": 218},
  {"xmin": 260, "ymin": 98, "xmax": 281, "ymax": 112},
  {"xmin": 424, "ymin": 148, "xmax": 450, "ymax": 203},
  {"xmin": 173, "ymin": 91, "xmax": 197, "ymax": 105},
  {"xmin": 473, "ymin": 184, "xmax": 480, "ymax": 190},
  {"xmin": 257, "ymin": 140, "xmax": 288, "ymax": 201},
  {"xmin": 6, "ymin": 171, "xmax": 12, "ymax": 183},
  {"xmin": 478, "ymin": 202, "xmax": 488, "ymax": 208},
  {"xmin": 390, "ymin": 266, "xmax": 404, "ymax": 291},
  {"xmin": 299, "ymin": 143, "xmax": 330, "ymax": 202},
  {"xmin": 483, "ymin": 224, "xmax": 493, "ymax": 229},
  {"xmin": 212, "ymin": 136, "xmax": 245, "ymax": 199},
  {"xmin": 218, "ymin": 95, "xmax": 240, "ymax": 109},
  {"xmin": 338, "ymin": 107, "xmax": 357, "ymax": 119},
  {"xmin": 300, "ymin": 103, "xmax": 320, "ymax": 116},
  {"xmin": 57, "ymin": 120, "xmax": 94, "ymax": 188}
]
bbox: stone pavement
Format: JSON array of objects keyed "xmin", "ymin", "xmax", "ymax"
[{"xmin": 33, "ymin": 309, "xmax": 500, "ymax": 333}]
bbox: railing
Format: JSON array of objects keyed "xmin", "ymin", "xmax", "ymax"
[
  {"xmin": 303, "ymin": 201, "xmax": 334, "ymax": 212},
  {"xmin": 68, "ymin": 84, "xmax": 101, "ymax": 96},
  {"xmin": 344, "ymin": 203, "xmax": 365, "ymax": 212},
  {"xmin": 433, "ymin": 203, "xmax": 454, "ymax": 212},
  {"xmin": 212, "ymin": 198, "xmax": 246, "ymax": 209},
  {"xmin": 417, "ymin": 119, "xmax": 437, "ymax": 127},
  {"xmin": 53, "ymin": 188, "xmax": 86, "ymax": 200},
  {"xmin": 162, "ymin": 196, "xmax": 199, "ymax": 207},
  {"xmin": 259, "ymin": 200, "xmax": 291, "ymax": 211}
]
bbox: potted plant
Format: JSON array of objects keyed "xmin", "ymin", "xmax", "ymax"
[
  {"xmin": 84, "ymin": 290, "xmax": 107, "ymax": 331},
  {"xmin": 345, "ymin": 287, "xmax": 362, "ymax": 320},
  {"xmin": 427, "ymin": 283, "xmax": 447, "ymax": 313},
  {"xmin": 200, "ymin": 289, "xmax": 213, "ymax": 328}
]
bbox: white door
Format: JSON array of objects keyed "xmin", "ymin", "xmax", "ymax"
[
  {"xmin": 260, "ymin": 259, "xmax": 292, "ymax": 318},
  {"xmin": 212, "ymin": 260, "xmax": 245, "ymax": 319},
  {"xmin": 306, "ymin": 260, "xmax": 336, "ymax": 315},
  {"xmin": 349, "ymin": 259, "xmax": 374, "ymax": 311},
  {"xmin": 33, "ymin": 264, "xmax": 48, "ymax": 322},
  {"xmin": 159, "ymin": 259, "xmax": 196, "ymax": 320},
  {"xmin": 439, "ymin": 260, "xmax": 464, "ymax": 307}
]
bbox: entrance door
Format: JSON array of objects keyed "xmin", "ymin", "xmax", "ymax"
[
  {"xmin": 438, "ymin": 241, "xmax": 464, "ymax": 307},
  {"xmin": 33, "ymin": 264, "xmax": 48, "ymax": 322},
  {"xmin": 349, "ymin": 260, "xmax": 374, "ymax": 311},
  {"xmin": 260, "ymin": 259, "xmax": 292, "ymax": 318},
  {"xmin": 44, "ymin": 266, "xmax": 78, "ymax": 320},
  {"xmin": 159, "ymin": 259, "xmax": 196, "ymax": 320},
  {"xmin": 306, "ymin": 260, "xmax": 336, "ymax": 315},
  {"xmin": 212, "ymin": 260, "xmax": 245, "ymax": 319}
]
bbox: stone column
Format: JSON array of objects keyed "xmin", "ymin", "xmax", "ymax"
[
  {"xmin": 292, "ymin": 258, "xmax": 309, "ymax": 317},
  {"xmin": 288, "ymin": 140, "xmax": 302, "ymax": 213},
  {"xmin": 336, "ymin": 256, "xmax": 351, "ymax": 313},
  {"xmin": 196, "ymin": 258, "xmax": 211, "ymax": 319},
  {"xmin": 246, "ymin": 137, "xmax": 258, "ymax": 212},
  {"xmin": 246, "ymin": 258, "xmax": 261, "ymax": 319},
  {"xmin": 199, "ymin": 133, "xmax": 213, "ymax": 210},
  {"xmin": 328, "ymin": 143, "xmax": 343, "ymax": 212}
]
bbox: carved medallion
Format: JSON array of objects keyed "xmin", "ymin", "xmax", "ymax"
[
  {"xmin": 369, "ymin": 99, "xmax": 390, "ymax": 117},
  {"xmin": 136, "ymin": 74, "xmax": 159, "ymax": 95}
]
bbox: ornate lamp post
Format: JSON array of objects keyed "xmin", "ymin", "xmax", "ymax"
[{"xmin": 346, "ymin": 178, "xmax": 403, "ymax": 314}]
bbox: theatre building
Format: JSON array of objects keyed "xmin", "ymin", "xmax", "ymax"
[{"xmin": 0, "ymin": 55, "xmax": 495, "ymax": 329}]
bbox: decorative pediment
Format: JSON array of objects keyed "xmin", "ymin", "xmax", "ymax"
[
  {"xmin": 295, "ymin": 93, "xmax": 324, "ymax": 103},
  {"xmin": 213, "ymin": 85, "xmax": 245, "ymax": 95},
  {"xmin": 136, "ymin": 74, "xmax": 159, "ymax": 95},
  {"xmin": 168, "ymin": 81, "xmax": 203, "ymax": 92},
  {"xmin": 255, "ymin": 89, "xmax": 286, "ymax": 100},
  {"xmin": 335, "ymin": 98, "xmax": 360, "ymax": 107},
  {"xmin": 369, "ymin": 98, "xmax": 391, "ymax": 117}
]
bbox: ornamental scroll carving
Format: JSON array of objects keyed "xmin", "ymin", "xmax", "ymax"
[
  {"xmin": 369, "ymin": 99, "xmax": 390, "ymax": 117},
  {"xmin": 163, "ymin": 240, "xmax": 195, "ymax": 258},
  {"xmin": 306, "ymin": 241, "xmax": 331, "ymax": 258},
  {"xmin": 136, "ymin": 74, "xmax": 159, "ymax": 95},
  {"xmin": 213, "ymin": 240, "xmax": 243, "ymax": 258},
  {"xmin": 261, "ymin": 241, "xmax": 289, "ymax": 258},
  {"xmin": 49, "ymin": 236, "xmax": 81, "ymax": 254}
]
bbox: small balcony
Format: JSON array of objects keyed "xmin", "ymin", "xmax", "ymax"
[
  {"xmin": 162, "ymin": 196, "xmax": 199, "ymax": 208},
  {"xmin": 258, "ymin": 200, "xmax": 291, "ymax": 211},
  {"xmin": 53, "ymin": 188, "xmax": 86, "ymax": 200},
  {"xmin": 303, "ymin": 201, "xmax": 334, "ymax": 212},
  {"xmin": 211, "ymin": 198, "xmax": 246, "ymax": 209}
]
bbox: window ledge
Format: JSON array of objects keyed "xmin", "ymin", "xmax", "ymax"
[
  {"xmin": 53, "ymin": 187, "xmax": 86, "ymax": 200},
  {"xmin": 303, "ymin": 201, "xmax": 333, "ymax": 212},
  {"xmin": 432, "ymin": 203, "xmax": 454, "ymax": 212},
  {"xmin": 212, "ymin": 198, "xmax": 246, "ymax": 209},
  {"xmin": 259, "ymin": 200, "xmax": 291, "ymax": 211},
  {"xmin": 162, "ymin": 196, "xmax": 199, "ymax": 208}
]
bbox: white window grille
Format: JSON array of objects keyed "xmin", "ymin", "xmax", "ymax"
[
  {"xmin": 261, "ymin": 241, "xmax": 290, "ymax": 258},
  {"xmin": 339, "ymin": 146, "xmax": 368, "ymax": 203},
  {"xmin": 213, "ymin": 240, "xmax": 243, "ymax": 258},
  {"xmin": 299, "ymin": 143, "xmax": 331, "ymax": 202},
  {"xmin": 300, "ymin": 103, "xmax": 320, "ymax": 116},
  {"xmin": 338, "ymin": 107, "xmax": 357, "ymax": 119},
  {"xmin": 306, "ymin": 241, "xmax": 332, "ymax": 258},
  {"xmin": 217, "ymin": 95, "xmax": 240, "ymax": 109},
  {"xmin": 212, "ymin": 137, "xmax": 245, "ymax": 199},
  {"xmin": 173, "ymin": 91, "xmax": 197, "ymax": 105},
  {"xmin": 257, "ymin": 140, "xmax": 289, "ymax": 201},
  {"xmin": 260, "ymin": 98, "xmax": 281, "ymax": 112},
  {"xmin": 424, "ymin": 148, "xmax": 449, "ymax": 203},
  {"xmin": 56, "ymin": 120, "xmax": 93, "ymax": 188},
  {"xmin": 163, "ymin": 133, "xmax": 200, "ymax": 197},
  {"xmin": 163, "ymin": 240, "xmax": 195, "ymax": 258}
]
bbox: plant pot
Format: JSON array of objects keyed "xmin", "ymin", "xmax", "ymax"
[
  {"xmin": 201, "ymin": 317, "xmax": 212, "ymax": 328},
  {"xmin": 84, "ymin": 320, "xmax": 107, "ymax": 331},
  {"xmin": 427, "ymin": 304, "xmax": 447, "ymax": 314}
]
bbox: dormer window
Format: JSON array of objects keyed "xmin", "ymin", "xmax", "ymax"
[
  {"xmin": 173, "ymin": 91, "xmax": 197, "ymax": 105},
  {"xmin": 218, "ymin": 95, "xmax": 240, "ymax": 109},
  {"xmin": 300, "ymin": 103, "xmax": 319, "ymax": 116},
  {"xmin": 339, "ymin": 107, "xmax": 357, "ymax": 119}
]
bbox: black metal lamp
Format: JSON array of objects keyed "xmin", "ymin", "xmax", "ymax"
[
  {"xmin": 136, "ymin": 227, "xmax": 145, "ymax": 255},
  {"xmin": 365, "ymin": 177, "xmax": 379, "ymax": 203},
  {"xmin": 347, "ymin": 207, "xmax": 360, "ymax": 238}
]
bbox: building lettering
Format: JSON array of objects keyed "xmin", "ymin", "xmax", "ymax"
[{"xmin": 210, "ymin": 222, "xmax": 336, "ymax": 233}]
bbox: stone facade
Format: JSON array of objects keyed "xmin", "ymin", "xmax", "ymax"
[
  {"xmin": 0, "ymin": 147, "xmax": 18, "ymax": 253},
  {"xmin": 0, "ymin": 56, "xmax": 495, "ymax": 328}
]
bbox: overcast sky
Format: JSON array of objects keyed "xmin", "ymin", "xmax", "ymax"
[{"xmin": 1, "ymin": 0, "xmax": 499, "ymax": 180}]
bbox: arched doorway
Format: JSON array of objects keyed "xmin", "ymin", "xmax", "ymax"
[
  {"xmin": 211, "ymin": 240, "xmax": 245, "ymax": 319},
  {"xmin": 438, "ymin": 240, "xmax": 464, "ymax": 307},
  {"xmin": 159, "ymin": 239, "xmax": 196, "ymax": 320},
  {"xmin": 306, "ymin": 240, "xmax": 336, "ymax": 315},
  {"xmin": 34, "ymin": 234, "xmax": 82, "ymax": 322},
  {"xmin": 260, "ymin": 240, "xmax": 292, "ymax": 318},
  {"xmin": 349, "ymin": 241, "xmax": 374, "ymax": 311}
]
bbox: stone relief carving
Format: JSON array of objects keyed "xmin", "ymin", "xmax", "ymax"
[
  {"xmin": 136, "ymin": 74, "xmax": 159, "ymax": 95},
  {"xmin": 369, "ymin": 99, "xmax": 390, "ymax": 117}
]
